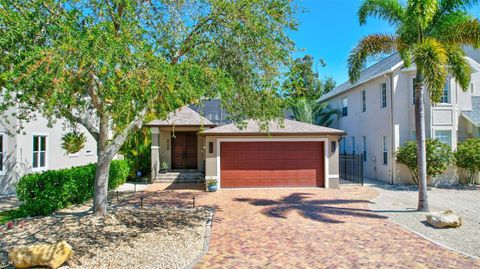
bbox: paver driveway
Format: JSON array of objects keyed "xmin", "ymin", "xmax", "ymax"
[{"xmin": 139, "ymin": 184, "xmax": 480, "ymax": 269}]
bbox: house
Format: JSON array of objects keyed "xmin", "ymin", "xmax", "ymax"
[
  {"xmin": 0, "ymin": 108, "xmax": 98, "ymax": 194},
  {"xmin": 146, "ymin": 104, "xmax": 345, "ymax": 189},
  {"xmin": 320, "ymin": 51, "xmax": 480, "ymax": 186}
]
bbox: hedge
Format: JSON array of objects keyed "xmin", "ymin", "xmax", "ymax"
[{"xmin": 16, "ymin": 160, "xmax": 130, "ymax": 216}]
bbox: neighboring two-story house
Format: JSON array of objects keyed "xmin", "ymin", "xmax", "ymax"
[
  {"xmin": 320, "ymin": 50, "xmax": 480, "ymax": 186},
  {"xmin": 0, "ymin": 106, "xmax": 98, "ymax": 194}
]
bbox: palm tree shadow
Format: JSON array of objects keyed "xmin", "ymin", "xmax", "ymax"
[{"xmin": 234, "ymin": 192, "xmax": 387, "ymax": 223}]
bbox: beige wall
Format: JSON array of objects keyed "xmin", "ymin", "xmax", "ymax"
[{"xmin": 203, "ymin": 135, "xmax": 341, "ymax": 188}]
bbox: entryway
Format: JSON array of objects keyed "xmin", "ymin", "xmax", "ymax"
[{"xmin": 171, "ymin": 132, "xmax": 197, "ymax": 170}]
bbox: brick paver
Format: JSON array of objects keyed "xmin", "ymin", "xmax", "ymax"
[{"xmin": 136, "ymin": 184, "xmax": 480, "ymax": 268}]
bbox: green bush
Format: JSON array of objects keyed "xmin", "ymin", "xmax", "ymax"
[
  {"xmin": 16, "ymin": 160, "xmax": 130, "ymax": 216},
  {"xmin": 395, "ymin": 139, "xmax": 452, "ymax": 185},
  {"xmin": 454, "ymin": 138, "xmax": 480, "ymax": 184}
]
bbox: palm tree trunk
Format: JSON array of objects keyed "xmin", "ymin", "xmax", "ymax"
[{"xmin": 414, "ymin": 70, "xmax": 430, "ymax": 212}]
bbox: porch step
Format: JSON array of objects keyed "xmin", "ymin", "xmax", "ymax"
[{"xmin": 154, "ymin": 171, "xmax": 205, "ymax": 183}]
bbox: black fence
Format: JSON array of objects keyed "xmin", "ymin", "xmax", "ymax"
[{"xmin": 339, "ymin": 153, "xmax": 364, "ymax": 185}]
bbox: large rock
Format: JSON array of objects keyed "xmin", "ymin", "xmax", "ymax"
[
  {"xmin": 8, "ymin": 240, "xmax": 73, "ymax": 269},
  {"xmin": 426, "ymin": 210, "xmax": 462, "ymax": 228}
]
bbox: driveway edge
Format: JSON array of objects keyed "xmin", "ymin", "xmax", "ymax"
[{"xmin": 185, "ymin": 208, "xmax": 215, "ymax": 269}]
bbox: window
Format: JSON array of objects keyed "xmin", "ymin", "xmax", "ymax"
[
  {"xmin": 340, "ymin": 137, "xmax": 347, "ymax": 153},
  {"xmin": 382, "ymin": 136, "xmax": 388, "ymax": 165},
  {"xmin": 208, "ymin": 142, "xmax": 214, "ymax": 154},
  {"xmin": 342, "ymin": 97, "xmax": 348, "ymax": 116},
  {"xmin": 331, "ymin": 141, "xmax": 336, "ymax": 153},
  {"xmin": 361, "ymin": 90, "xmax": 366, "ymax": 112},
  {"xmin": 441, "ymin": 80, "xmax": 450, "ymax": 103},
  {"xmin": 435, "ymin": 130, "xmax": 452, "ymax": 146},
  {"xmin": 362, "ymin": 136, "xmax": 367, "ymax": 162},
  {"xmin": 471, "ymin": 83, "xmax": 475, "ymax": 94},
  {"xmin": 411, "ymin": 130, "xmax": 416, "ymax": 141},
  {"xmin": 412, "ymin": 78, "xmax": 417, "ymax": 104},
  {"xmin": 381, "ymin": 83, "xmax": 387, "ymax": 108},
  {"xmin": 33, "ymin": 135, "xmax": 47, "ymax": 169},
  {"xmin": 352, "ymin": 137, "xmax": 356, "ymax": 154},
  {"xmin": 85, "ymin": 149, "xmax": 94, "ymax": 156},
  {"xmin": 0, "ymin": 133, "xmax": 4, "ymax": 173}
]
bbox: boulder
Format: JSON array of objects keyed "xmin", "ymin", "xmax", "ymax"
[
  {"xmin": 426, "ymin": 210, "xmax": 462, "ymax": 228},
  {"xmin": 8, "ymin": 240, "xmax": 73, "ymax": 269}
]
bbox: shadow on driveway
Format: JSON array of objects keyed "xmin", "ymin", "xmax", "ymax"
[{"xmin": 234, "ymin": 192, "xmax": 387, "ymax": 223}]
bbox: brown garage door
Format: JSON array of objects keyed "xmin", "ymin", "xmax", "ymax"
[{"xmin": 220, "ymin": 141, "xmax": 325, "ymax": 188}]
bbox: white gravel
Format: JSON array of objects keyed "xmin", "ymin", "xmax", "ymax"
[{"xmin": 367, "ymin": 179, "xmax": 480, "ymax": 258}]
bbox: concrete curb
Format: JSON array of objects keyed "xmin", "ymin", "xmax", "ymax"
[
  {"xmin": 367, "ymin": 185, "xmax": 479, "ymax": 260},
  {"xmin": 185, "ymin": 208, "xmax": 215, "ymax": 269}
]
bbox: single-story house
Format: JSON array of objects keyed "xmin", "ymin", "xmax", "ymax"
[{"xmin": 146, "ymin": 105, "xmax": 345, "ymax": 189}]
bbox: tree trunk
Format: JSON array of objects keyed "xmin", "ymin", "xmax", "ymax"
[
  {"xmin": 93, "ymin": 115, "xmax": 110, "ymax": 216},
  {"xmin": 414, "ymin": 70, "xmax": 430, "ymax": 212}
]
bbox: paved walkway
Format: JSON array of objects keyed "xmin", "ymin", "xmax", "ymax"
[
  {"xmin": 367, "ymin": 179, "xmax": 480, "ymax": 258},
  {"xmin": 0, "ymin": 195, "xmax": 19, "ymax": 212},
  {"xmin": 132, "ymin": 183, "xmax": 480, "ymax": 268}
]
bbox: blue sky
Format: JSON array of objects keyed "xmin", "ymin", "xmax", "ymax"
[{"xmin": 290, "ymin": 0, "xmax": 480, "ymax": 85}]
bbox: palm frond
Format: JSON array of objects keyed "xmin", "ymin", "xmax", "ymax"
[
  {"xmin": 413, "ymin": 38, "xmax": 449, "ymax": 103},
  {"xmin": 406, "ymin": 0, "xmax": 440, "ymax": 30},
  {"xmin": 358, "ymin": 0, "xmax": 405, "ymax": 25},
  {"xmin": 439, "ymin": 0, "xmax": 480, "ymax": 12},
  {"xmin": 433, "ymin": 15, "xmax": 480, "ymax": 47},
  {"xmin": 348, "ymin": 34, "xmax": 398, "ymax": 83},
  {"xmin": 291, "ymin": 98, "xmax": 314, "ymax": 124},
  {"xmin": 315, "ymin": 104, "xmax": 341, "ymax": 127},
  {"xmin": 445, "ymin": 45, "xmax": 471, "ymax": 90}
]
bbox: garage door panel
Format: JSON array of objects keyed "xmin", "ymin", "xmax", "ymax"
[{"xmin": 220, "ymin": 141, "xmax": 324, "ymax": 188}]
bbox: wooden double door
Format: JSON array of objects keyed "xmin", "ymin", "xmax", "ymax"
[{"xmin": 171, "ymin": 132, "xmax": 198, "ymax": 170}]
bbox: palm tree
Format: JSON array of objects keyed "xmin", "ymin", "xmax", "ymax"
[
  {"xmin": 291, "ymin": 98, "xmax": 340, "ymax": 127},
  {"xmin": 349, "ymin": 0, "xmax": 480, "ymax": 212}
]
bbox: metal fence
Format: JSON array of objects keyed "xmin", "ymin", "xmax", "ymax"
[{"xmin": 339, "ymin": 153, "xmax": 364, "ymax": 185}]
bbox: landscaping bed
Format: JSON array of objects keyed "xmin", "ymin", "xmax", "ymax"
[{"xmin": 1, "ymin": 205, "xmax": 211, "ymax": 269}]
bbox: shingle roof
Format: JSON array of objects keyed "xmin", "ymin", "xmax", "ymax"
[
  {"xmin": 201, "ymin": 118, "xmax": 345, "ymax": 135},
  {"xmin": 320, "ymin": 53, "xmax": 403, "ymax": 102},
  {"xmin": 462, "ymin": 96, "xmax": 480, "ymax": 127},
  {"xmin": 146, "ymin": 106, "xmax": 216, "ymax": 127}
]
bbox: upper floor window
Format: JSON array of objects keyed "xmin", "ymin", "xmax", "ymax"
[
  {"xmin": 381, "ymin": 83, "xmax": 387, "ymax": 108},
  {"xmin": 362, "ymin": 136, "xmax": 367, "ymax": 162},
  {"xmin": 342, "ymin": 97, "xmax": 348, "ymax": 116},
  {"xmin": 33, "ymin": 135, "xmax": 47, "ymax": 169},
  {"xmin": 435, "ymin": 130, "xmax": 452, "ymax": 147},
  {"xmin": 0, "ymin": 133, "xmax": 5, "ymax": 174},
  {"xmin": 441, "ymin": 80, "xmax": 450, "ymax": 103},
  {"xmin": 340, "ymin": 136, "xmax": 347, "ymax": 153},
  {"xmin": 382, "ymin": 136, "xmax": 388, "ymax": 165},
  {"xmin": 412, "ymin": 78, "xmax": 417, "ymax": 104},
  {"xmin": 361, "ymin": 90, "xmax": 366, "ymax": 112}
]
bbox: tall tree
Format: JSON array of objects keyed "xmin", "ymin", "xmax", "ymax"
[
  {"xmin": 349, "ymin": 0, "xmax": 480, "ymax": 211},
  {"xmin": 0, "ymin": 0, "xmax": 298, "ymax": 215},
  {"xmin": 283, "ymin": 55, "xmax": 334, "ymax": 100}
]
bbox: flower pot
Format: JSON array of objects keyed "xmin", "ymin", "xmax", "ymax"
[
  {"xmin": 207, "ymin": 185, "xmax": 218, "ymax": 192},
  {"xmin": 159, "ymin": 169, "xmax": 168, "ymax": 174}
]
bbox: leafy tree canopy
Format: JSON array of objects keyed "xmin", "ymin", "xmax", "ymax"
[
  {"xmin": 454, "ymin": 138, "xmax": 480, "ymax": 183},
  {"xmin": 396, "ymin": 139, "xmax": 452, "ymax": 184},
  {"xmin": 0, "ymin": 0, "xmax": 299, "ymax": 214}
]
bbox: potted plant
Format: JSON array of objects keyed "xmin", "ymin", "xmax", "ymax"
[
  {"xmin": 159, "ymin": 161, "xmax": 168, "ymax": 174},
  {"xmin": 206, "ymin": 178, "xmax": 218, "ymax": 192}
]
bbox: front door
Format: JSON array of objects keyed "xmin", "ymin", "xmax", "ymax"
[{"xmin": 171, "ymin": 132, "xmax": 198, "ymax": 169}]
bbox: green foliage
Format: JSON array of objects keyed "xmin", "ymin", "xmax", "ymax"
[
  {"xmin": 0, "ymin": 209, "xmax": 29, "ymax": 225},
  {"xmin": 120, "ymin": 128, "xmax": 151, "ymax": 178},
  {"xmin": 291, "ymin": 98, "xmax": 340, "ymax": 127},
  {"xmin": 283, "ymin": 55, "xmax": 335, "ymax": 100},
  {"xmin": 16, "ymin": 160, "xmax": 130, "ymax": 216},
  {"xmin": 454, "ymin": 138, "xmax": 480, "ymax": 183},
  {"xmin": 61, "ymin": 132, "xmax": 87, "ymax": 154},
  {"xmin": 160, "ymin": 161, "xmax": 169, "ymax": 170},
  {"xmin": 396, "ymin": 139, "xmax": 453, "ymax": 184},
  {"xmin": 206, "ymin": 179, "xmax": 218, "ymax": 187}
]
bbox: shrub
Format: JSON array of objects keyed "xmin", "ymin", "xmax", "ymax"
[
  {"xmin": 395, "ymin": 139, "xmax": 452, "ymax": 185},
  {"xmin": 16, "ymin": 160, "xmax": 130, "ymax": 216},
  {"xmin": 454, "ymin": 138, "xmax": 480, "ymax": 184}
]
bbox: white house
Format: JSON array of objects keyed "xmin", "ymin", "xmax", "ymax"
[
  {"xmin": 0, "ymin": 106, "xmax": 98, "ymax": 194},
  {"xmin": 320, "ymin": 50, "xmax": 480, "ymax": 186}
]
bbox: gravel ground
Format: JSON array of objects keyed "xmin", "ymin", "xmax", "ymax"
[
  {"xmin": 367, "ymin": 179, "xmax": 480, "ymax": 258},
  {"xmin": 1, "ymin": 199, "xmax": 211, "ymax": 269}
]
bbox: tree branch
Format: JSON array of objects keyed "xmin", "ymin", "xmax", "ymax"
[
  {"xmin": 63, "ymin": 109, "xmax": 100, "ymax": 141},
  {"xmin": 88, "ymin": 73, "xmax": 104, "ymax": 114}
]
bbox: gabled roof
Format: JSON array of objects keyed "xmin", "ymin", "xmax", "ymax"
[
  {"xmin": 462, "ymin": 96, "xmax": 480, "ymax": 127},
  {"xmin": 146, "ymin": 106, "xmax": 216, "ymax": 127},
  {"xmin": 201, "ymin": 118, "xmax": 345, "ymax": 135},
  {"xmin": 320, "ymin": 53, "xmax": 403, "ymax": 102}
]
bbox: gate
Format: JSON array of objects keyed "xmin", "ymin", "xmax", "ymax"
[{"xmin": 339, "ymin": 153, "xmax": 364, "ymax": 185}]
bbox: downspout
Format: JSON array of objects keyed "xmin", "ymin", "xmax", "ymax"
[{"xmin": 388, "ymin": 72, "xmax": 395, "ymax": 185}]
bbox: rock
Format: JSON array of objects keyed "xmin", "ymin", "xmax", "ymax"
[
  {"xmin": 8, "ymin": 240, "xmax": 73, "ymax": 269},
  {"xmin": 426, "ymin": 210, "xmax": 462, "ymax": 228}
]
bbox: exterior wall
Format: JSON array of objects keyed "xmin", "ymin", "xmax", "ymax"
[
  {"xmin": 0, "ymin": 110, "xmax": 97, "ymax": 194},
  {"xmin": 203, "ymin": 135, "xmax": 341, "ymax": 188}
]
